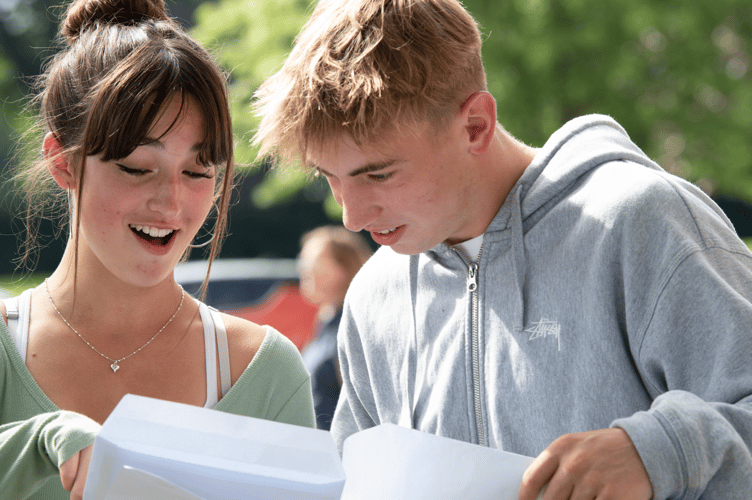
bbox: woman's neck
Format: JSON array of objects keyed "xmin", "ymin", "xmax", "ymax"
[{"xmin": 43, "ymin": 245, "xmax": 185, "ymax": 339}]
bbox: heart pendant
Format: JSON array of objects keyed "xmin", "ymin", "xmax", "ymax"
[{"xmin": 111, "ymin": 362, "xmax": 120, "ymax": 373}]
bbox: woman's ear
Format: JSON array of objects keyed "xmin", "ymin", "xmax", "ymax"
[
  {"xmin": 460, "ymin": 91, "xmax": 497, "ymax": 156},
  {"xmin": 44, "ymin": 132, "xmax": 76, "ymax": 189}
]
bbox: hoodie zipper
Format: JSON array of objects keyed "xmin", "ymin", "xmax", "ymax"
[{"xmin": 453, "ymin": 243, "xmax": 486, "ymax": 447}]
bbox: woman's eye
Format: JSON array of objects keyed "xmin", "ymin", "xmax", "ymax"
[
  {"xmin": 184, "ymin": 169, "xmax": 214, "ymax": 179},
  {"xmin": 117, "ymin": 164, "xmax": 149, "ymax": 176}
]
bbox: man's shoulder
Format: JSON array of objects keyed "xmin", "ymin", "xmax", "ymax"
[
  {"xmin": 577, "ymin": 161, "xmax": 719, "ymax": 221},
  {"xmin": 577, "ymin": 160, "xmax": 739, "ymax": 250}
]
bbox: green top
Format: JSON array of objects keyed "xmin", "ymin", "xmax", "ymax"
[{"xmin": 0, "ymin": 321, "xmax": 315, "ymax": 500}]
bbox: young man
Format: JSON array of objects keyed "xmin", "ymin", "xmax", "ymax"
[{"xmin": 253, "ymin": 0, "xmax": 752, "ymax": 498}]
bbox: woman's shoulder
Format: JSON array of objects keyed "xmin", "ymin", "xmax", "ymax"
[
  {"xmin": 215, "ymin": 312, "xmax": 268, "ymax": 385},
  {"xmin": 213, "ymin": 317, "xmax": 312, "ymax": 423},
  {"xmin": 222, "ymin": 317, "xmax": 309, "ymax": 388}
]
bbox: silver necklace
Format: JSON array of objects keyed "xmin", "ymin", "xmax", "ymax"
[{"xmin": 44, "ymin": 280, "xmax": 185, "ymax": 373}]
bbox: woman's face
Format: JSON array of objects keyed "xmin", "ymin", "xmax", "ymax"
[{"xmin": 74, "ymin": 96, "xmax": 217, "ymax": 288}]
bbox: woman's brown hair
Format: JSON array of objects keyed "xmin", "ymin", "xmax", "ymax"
[{"xmin": 16, "ymin": 0, "xmax": 234, "ymax": 295}]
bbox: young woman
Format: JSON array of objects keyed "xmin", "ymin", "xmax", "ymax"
[{"xmin": 0, "ymin": 0, "xmax": 314, "ymax": 498}]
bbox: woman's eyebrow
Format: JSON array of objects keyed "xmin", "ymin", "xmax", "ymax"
[{"xmin": 141, "ymin": 136, "xmax": 203, "ymax": 152}]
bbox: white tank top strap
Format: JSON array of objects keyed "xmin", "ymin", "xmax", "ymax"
[
  {"xmin": 197, "ymin": 300, "xmax": 231, "ymax": 407},
  {"xmin": 3, "ymin": 289, "xmax": 32, "ymax": 362},
  {"xmin": 198, "ymin": 300, "xmax": 220, "ymax": 408},
  {"xmin": 208, "ymin": 307, "xmax": 231, "ymax": 397}
]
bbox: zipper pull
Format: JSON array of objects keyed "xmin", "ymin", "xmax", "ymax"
[{"xmin": 467, "ymin": 262, "xmax": 479, "ymax": 292}]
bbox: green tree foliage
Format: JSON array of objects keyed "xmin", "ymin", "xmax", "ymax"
[
  {"xmin": 474, "ymin": 0, "xmax": 752, "ymax": 199},
  {"xmin": 191, "ymin": 0, "xmax": 338, "ymax": 214},
  {"xmin": 193, "ymin": 0, "xmax": 752, "ymax": 212},
  {"xmin": 0, "ymin": 0, "xmax": 56, "ymax": 215}
]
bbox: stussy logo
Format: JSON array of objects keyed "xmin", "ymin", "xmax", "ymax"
[{"xmin": 526, "ymin": 319, "xmax": 561, "ymax": 351}]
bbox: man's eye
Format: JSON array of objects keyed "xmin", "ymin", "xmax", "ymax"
[
  {"xmin": 117, "ymin": 164, "xmax": 149, "ymax": 176},
  {"xmin": 368, "ymin": 172, "xmax": 393, "ymax": 182}
]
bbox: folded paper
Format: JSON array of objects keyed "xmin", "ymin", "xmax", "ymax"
[
  {"xmin": 83, "ymin": 394, "xmax": 345, "ymax": 500},
  {"xmin": 83, "ymin": 395, "xmax": 537, "ymax": 499},
  {"xmin": 341, "ymin": 424, "xmax": 536, "ymax": 500},
  {"xmin": 105, "ymin": 467, "xmax": 205, "ymax": 500}
]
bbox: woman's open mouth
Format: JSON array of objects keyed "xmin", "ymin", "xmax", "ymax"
[{"xmin": 129, "ymin": 224, "xmax": 178, "ymax": 246}]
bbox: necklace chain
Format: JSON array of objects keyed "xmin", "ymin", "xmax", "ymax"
[{"xmin": 44, "ymin": 280, "xmax": 185, "ymax": 373}]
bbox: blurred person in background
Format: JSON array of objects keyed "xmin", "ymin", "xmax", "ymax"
[{"xmin": 298, "ymin": 226, "xmax": 372, "ymax": 430}]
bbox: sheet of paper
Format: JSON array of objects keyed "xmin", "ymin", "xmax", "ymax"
[
  {"xmin": 83, "ymin": 394, "xmax": 345, "ymax": 500},
  {"xmin": 105, "ymin": 467, "xmax": 206, "ymax": 500},
  {"xmin": 341, "ymin": 424, "xmax": 536, "ymax": 500}
]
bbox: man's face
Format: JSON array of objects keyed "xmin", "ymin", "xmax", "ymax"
[{"xmin": 308, "ymin": 120, "xmax": 479, "ymax": 255}]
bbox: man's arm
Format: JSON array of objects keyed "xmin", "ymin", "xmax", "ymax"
[{"xmin": 522, "ymin": 241, "xmax": 752, "ymax": 499}]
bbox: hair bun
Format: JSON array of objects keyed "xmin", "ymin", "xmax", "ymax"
[{"xmin": 61, "ymin": 0, "xmax": 169, "ymax": 42}]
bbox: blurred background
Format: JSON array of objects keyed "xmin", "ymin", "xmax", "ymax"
[{"xmin": 0, "ymin": 0, "xmax": 750, "ymax": 289}]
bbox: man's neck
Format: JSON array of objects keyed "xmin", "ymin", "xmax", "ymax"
[{"xmin": 461, "ymin": 124, "xmax": 536, "ymax": 240}]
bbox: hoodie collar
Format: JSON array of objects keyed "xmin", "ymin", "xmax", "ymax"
[{"xmin": 486, "ymin": 114, "xmax": 662, "ymax": 235}]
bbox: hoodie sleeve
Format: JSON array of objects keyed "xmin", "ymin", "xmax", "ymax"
[
  {"xmin": 611, "ymin": 213, "xmax": 752, "ymax": 499},
  {"xmin": 0, "ymin": 411, "xmax": 100, "ymax": 499}
]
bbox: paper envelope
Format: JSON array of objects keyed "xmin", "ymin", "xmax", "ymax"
[
  {"xmin": 83, "ymin": 394, "xmax": 345, "ymax": 500},
  {"xmin": 341, "ymin": 424, "xmax": 536, "ymax": 500}
]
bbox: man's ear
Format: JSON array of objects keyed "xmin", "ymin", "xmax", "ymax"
[
  {"xmin": 43, "ymin": 132, "xmax": 76, "ymax": 189},
  {"xmin": 460, "ymin": 91, "xmax": 497, "ymax": 156}
]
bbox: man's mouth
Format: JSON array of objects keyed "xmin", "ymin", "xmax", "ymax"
[{"xmin": 129, "ymin": 224, "xmax": 177, "ymax": 246}]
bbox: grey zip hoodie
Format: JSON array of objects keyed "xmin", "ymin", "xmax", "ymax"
[{"xmin": 331, "ymin": 115, "xmax": 752, "ymax": 499}]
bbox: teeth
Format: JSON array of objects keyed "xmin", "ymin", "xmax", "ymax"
[
  {"xmin": 378, "ymin": 228, "xmax": 396, "ymax": 235},
  {"xmin": 129, "ymin": 224, "xmax": 174, "ymax": 238}
]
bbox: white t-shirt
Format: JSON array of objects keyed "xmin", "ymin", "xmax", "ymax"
[{"xmin": 453, "ymin": 233, "xmax": 484, "ymax": 262}]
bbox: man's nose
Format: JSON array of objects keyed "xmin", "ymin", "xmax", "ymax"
[{"xmin": 330, "ymin": 180, "xmax": 379, "ymax": 232}]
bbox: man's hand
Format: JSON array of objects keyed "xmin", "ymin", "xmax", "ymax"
[
  {"xmin": 518, "ymin": 428, "xmax": 653, "ymax": 500},
  {"xmin": 60, "ymin": 444, "xmax": 93, "ymax": 500}
]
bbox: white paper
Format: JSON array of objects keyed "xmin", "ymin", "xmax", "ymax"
[
  {"xmin": 105, "ymin": 467, "xmax": 206, "ymax": 500},
  {"xmin": 83, "ymin": 394, "xmax": 345, "ymax": 500},
  {"xmin": 341, "ymin": 424, "xmax": 535, "ymax": 500}
]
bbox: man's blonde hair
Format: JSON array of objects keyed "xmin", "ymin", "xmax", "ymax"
[{"xmin": 253, "ymin": 0, "xmax": 487, "ymax": 164}]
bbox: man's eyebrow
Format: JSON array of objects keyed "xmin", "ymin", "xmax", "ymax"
[
  {"xmin": 349, "ymin": 160, "xmax": 397, "ymax": 177},
  {"xmin": 310, "ymin": 160, "xmax": 397, "ymax": 178}
]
